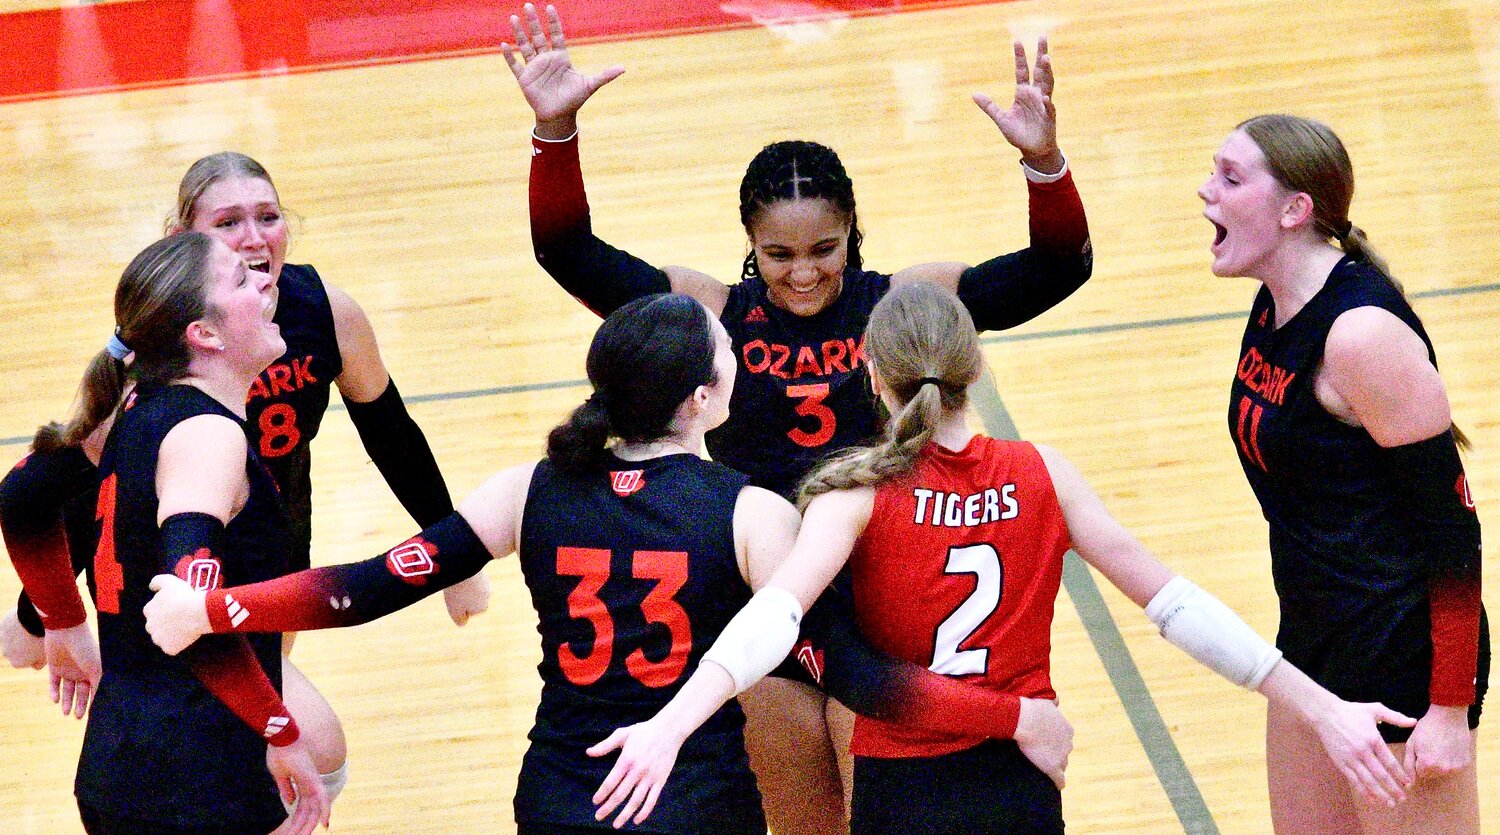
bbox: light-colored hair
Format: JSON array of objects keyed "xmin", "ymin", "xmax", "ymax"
[
  {"xmin": 1238, "ymin": 114, "xmax": 1393, "ymax": 285},
  {"xmin": 168, "ymin": 151, "xmax": 278, "ymax": 233},
  {"xmin": 797, "ymin": 282, "xmax": 982, "ymax": 507},
  {"xmin": 34, "ymin": 234, "xmax": 217, "ymax": 452}
]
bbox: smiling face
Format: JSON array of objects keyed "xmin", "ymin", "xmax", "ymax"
[
  {"xmin": 749, "ymin": 197, "xmax": 850, "ymax": 317},
  {"xmin": 189, "ymin": 176, "xmax": 289, "ymax": 286},
  {"xmin": 199, "ymin": 238, "xmax": 284, "ymax": 372},
  {"xmin": 1198, "ymin": 129, "xmax": 1299, "ymax": 278}
]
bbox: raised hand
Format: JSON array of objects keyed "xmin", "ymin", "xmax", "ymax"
[
  {"xmin": 145, "ymin": 573, "xmax": 212, "ymax": 656},
  {"xmin": 972, "ymin": 38, "xmax": 1063, "ymax": 173},
  {"xmin": 502, "ymin": 3, "xmax": 625, "ymax": 138},
  {"xmin": 443, "ymin": 571, "xmax": 491, "ymax": 626},
  {"xmin": 43, "ymin": 622, "xmax": 101, "ymax": 719},
  {"xmin": 1, "ymin": 607, "xmax": 45, "ymax": 670},
  {"xmin": 1013, "ymin": 697, "xmax": 1073, "ymax": 789},
  {"xmin": 1307, "ymin": 698, "xmax": 1415, "ymax": 807},
  {"xmin": 586, "ymin": 719, "xmax": 686, "ymax": 828},
  {"xmin": 267, "ymin": 737, "xmax": 331, "ymax": 835}
]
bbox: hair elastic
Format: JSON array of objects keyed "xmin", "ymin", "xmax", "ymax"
[
  {"xmin": 106, "ymin": 331, "xmax": 132, "ymax": 361},
  {"xmin": 915, "ymin": 376, "xmax": 944, "ymax": 389}
]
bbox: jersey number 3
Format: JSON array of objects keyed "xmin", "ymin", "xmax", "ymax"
[
  {"xmin": 556, "ymin": 548, "xmax": 692, "ymax": 688},
  {"xmin": 931, "ymin": 544, "xmax": 1003, "ymax": 676}
]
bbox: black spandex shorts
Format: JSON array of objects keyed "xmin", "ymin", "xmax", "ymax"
[
  {"xmin": 78, "ymin": 801, "xmax": 279, "ymax": 835},
  {"xmin": 852, "ymin": 739, "xmax": 1063, "ymax": 835}
]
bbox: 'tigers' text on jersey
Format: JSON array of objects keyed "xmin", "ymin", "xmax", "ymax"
[{"xmin": 912, "ymin": 486, "xmax": 1018, "ymax": 528}]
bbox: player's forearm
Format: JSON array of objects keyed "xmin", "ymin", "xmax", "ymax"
[{"xmin": 205, "ymin": 513, "xmax": 491, "ymax": 633}]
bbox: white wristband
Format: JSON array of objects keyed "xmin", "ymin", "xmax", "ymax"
[
  {"xmin": 1146, "ymin": 575, "xmax": 1282, "ymax": 690},
  {"xmin": 531, "ymin": 127, "xmax": 579, "ymax": 144},
  {"xmin": 1021, "ymin": 153, "xmax": 1069, "ymax": 183},
  {"xmin": 701, "ymin": 586, "xmax": 803, "ymax": 695}
]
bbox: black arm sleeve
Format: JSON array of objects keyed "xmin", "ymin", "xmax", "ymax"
[{"xmin": 344, "ymin": 378, "xmax": 453, "ymax": 529}]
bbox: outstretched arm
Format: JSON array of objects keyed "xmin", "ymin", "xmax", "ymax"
[
  {"xmin": 506, "ymin": 3, "xmax": 686, "ymax": 318},
  {"xmin": 144, "ymin": 464, "xmax": 532, "ymax": 650},
  {"xmin": 893, "ymin": 38, "xmax": 1092, "ymax": 331},
  {"xmin": 1038, "ymin": 442, "xmax": 1415, "ymax": 807}
]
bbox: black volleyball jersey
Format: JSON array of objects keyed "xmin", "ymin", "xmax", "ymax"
[
  {"xmin": 514, "ymin": 453, "xmax": 763, "ymax": 832},
  {"xmin": 246, "ymin": 263, "xmax": 343, "ymax": 562},
  {"xmin": 711, "ymin": 267, "xmax": 891, "ymax": 499},
  {"xmin": 78, "ymin": 384, "xmax": 291, "ymax": 828},
  {"xmin": 1228, "ymin": 258, "xmax": 1474, "ymax": 671}
]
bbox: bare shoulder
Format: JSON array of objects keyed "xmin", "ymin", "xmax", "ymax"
[
  {"xmin": 890, "ymin": 261, "xmax": 969, "ymax": 292},
  {"xmin": 663, "ymin": 266, "xmax": 731, "ymax": 317}
]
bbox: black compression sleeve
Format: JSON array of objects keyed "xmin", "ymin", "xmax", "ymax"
[
  {"xmin": 344, "ymin": 378, "xmax": 453, "ymax": 529},
  {"xmin": 956, "ymin": 246, "xmax": 1092, "ymax": 332}
]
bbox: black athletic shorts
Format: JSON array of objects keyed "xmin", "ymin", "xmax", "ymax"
[
  {"xmin": 852, "ymin": 739, "xmax": 1063, "ymax": 835},
  {"xmin": 78, "ymin": 800, "xmax": 280, "ymax": 835}
]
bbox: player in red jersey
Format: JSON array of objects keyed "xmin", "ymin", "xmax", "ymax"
[
  {"xmin": 506, "ymin": 6, "xmax": 1092, "ymax": 828},
  {"xmin": 139, "ymin": 292, "xmax": 1068, "ymax": 832},
  {"xmin": 590, "ymin": 282, "xmax": 1418, "ymax": 833}
]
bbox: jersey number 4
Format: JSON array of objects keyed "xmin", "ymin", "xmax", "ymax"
[
  {"xmin": 556, "ymin": 548, "xmax": 692, "ymax": 689},
  {"xmin": 94, "ymin": 473, "xmax": 124, "ymax": 615},
  {"xmin": 931, "ymin": 544, "xmax": 1003, "ymax": 676}
]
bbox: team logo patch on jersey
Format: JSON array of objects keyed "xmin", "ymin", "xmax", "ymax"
[
  {"xmin": 175, "ymin": 548, "xmax": 223, "ymax": 591},
  {"xmin": 795, "ymin": 639, "xmax": 824, "ymax": 687},
  {"xmin": 610, "ymin": 469, "xmax": 646, "ymax": 497},
  {"xmin": 1458, "ymin": 473, "xmax": 1476, "ymax": 510},
  {"xmin": 1258, "ymin": 309, "xmax": 1269, "ymax": 328},
  {"xmin": 744, "ymin": 305, "xmax": 769, "ymax": 324},
  {"xmin": 123, "ymin": 390, "xmax": 139, "ymax": 411},
  {"xmin": 385, "ymin": 538, "xmax": 438, "ymax": 586}
]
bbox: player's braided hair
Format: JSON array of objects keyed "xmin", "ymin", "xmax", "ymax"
[
  {"xmin": 547, "ymin": 293, "xmax": 719, "ymax": 473},
  {"xmin": 796, "ymin": 282, "xmax": 982, "ymax": 508},
  {"xmin": 34, "ymin": 234, "xmax": 218, "ymax": 453},
  {"xmin": 739, "ymin": 141, "xmax": 863, "ymax": 280}
]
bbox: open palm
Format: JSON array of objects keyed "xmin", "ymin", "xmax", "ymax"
[
  {"xmin": 503, "ymin": 4, "xmax": 624, "ymax": 131},
  {"xmin": 973, "ymin": 38, "xmax": 1059, "ymax": 164}
]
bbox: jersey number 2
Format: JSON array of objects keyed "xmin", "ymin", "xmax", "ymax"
[
  {"xmin": 931, "ymin": 544, "xmax": 1003, "ymax": 676},
  {"xmin": 557, "ymin": 548, "xmax": 692, "ymax": 688}
]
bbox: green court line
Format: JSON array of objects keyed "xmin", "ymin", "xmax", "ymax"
[
  {"xmin": 968, "ymin": 364, "xmax": 1220, "ymax": 835},
  {"xmin": 5, "ymin": 280, "xmax": 1496, "ymax": 449}
]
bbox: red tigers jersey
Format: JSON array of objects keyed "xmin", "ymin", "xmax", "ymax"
[{"xmin": 850, "ymin": 435, "xmax": 1070, "ymax": 758}]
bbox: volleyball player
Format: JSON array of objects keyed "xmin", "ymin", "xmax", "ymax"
[
  {"xmin": 588, "ymin": 282, "xmax": 1418, "ymax": 834},
  {"xmin": 1202, "ymin": 114, "xmax": 1488, "ymax": 834},
  {"xmin": 506, "ymin": 5, "xmax": 1092, "ymax": 827}
]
